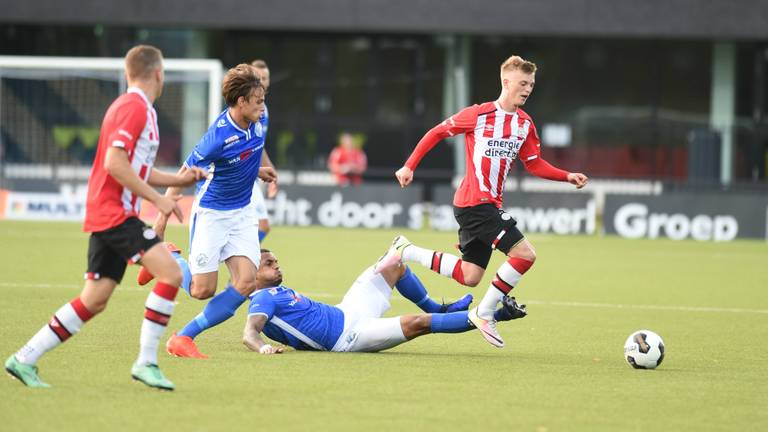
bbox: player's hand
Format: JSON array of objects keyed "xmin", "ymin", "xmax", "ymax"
[
  {"xmin": 173, "ymin": 166, "xmax": 208, "ymax": 187},
  {"xmin": 267, "ymin": 181, "xmax": 279, "ymax": 198},
  {"xmin": 258, "ymin": 167, "xmax": 277, "ymax": 183},
  {"xmin": 394, "ymin": 166, "xmax": 413, "ymax": 188},
  {"xmin": 567, "ymin": 172, "xmax": 588, "ymax": 189},
  {"xmin": 155, "ymin": 195, "xmax": 184, "ymax": 223},
  {"xmin": 259, "ymin": 344, "xmax": 284, "ymax": 355}
]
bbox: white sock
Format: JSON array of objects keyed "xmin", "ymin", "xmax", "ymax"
[
  {"xmin": 477, "ymin": 286, "xmax": 505, "ymax": 320},
  {"xmin": 136, "ymin": 286, "xmax": 176, "ymax": 366},
  {"xmin": 403, "ymin": 246, "xmax": 462, "ymax": 279},
  {"xmin": 401, "ymin": 244, "xmax": 434, "ymax": 268},
  {"xmin": 477, "ymin": 261, "xmax": 524, "ymax": 319},
  {"xmin": 16, "ymin": 299, "xmax": 90, "ymax": 365}
]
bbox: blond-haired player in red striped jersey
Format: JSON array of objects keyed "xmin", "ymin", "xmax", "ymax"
[{"xmin": 376, "ymin": 55, "xmax": 588, "ymax": 348}]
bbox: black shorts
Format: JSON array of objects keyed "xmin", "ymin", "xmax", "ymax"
[
  {"xmin": 86, "ymin": 217, "xmax": 161, "ymax": 283},
  {"xmin": 453, "ymin": 204, "xmax": 525, "ymax": 269}
]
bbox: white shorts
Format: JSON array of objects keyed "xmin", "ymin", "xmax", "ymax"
[
  {"xmin": 188, "ymin": 205, "xmax": 261, "ymax": 274},
  {"xmin": 331, "ymin": 267, "xmax": 407, "ymax": 353},
  {"xmin": 249, "ymin": 182, "xmax": 269, "ymax": 222}
]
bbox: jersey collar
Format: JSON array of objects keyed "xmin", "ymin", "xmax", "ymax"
[
  {"xmin": 493, "ymin": 101, "xmax": 519, "ymax": 116},
  {"xmin": 127, "ymin": 87, "xmax": 151, "ymax": 106},
  {"xmin": 226, "ymin": 110, "xmax": 250, "ymax": 134}
]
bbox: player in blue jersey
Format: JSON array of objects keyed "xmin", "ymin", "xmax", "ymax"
[
  {"xmin": 248, "ymin": 59, "xmax": 278, "ymax": 244},
  {"xmin": 151, "ymin": 64, "xmax": 277, "ymax": 359},
  {"xmin": 242, "ymin": 246, "xmax": 528, "ymax": 354}
]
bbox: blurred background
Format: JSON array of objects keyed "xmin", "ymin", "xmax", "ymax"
[{"xmin": 1, "ymin": 0, "xmax": 767, "ymax": 238}]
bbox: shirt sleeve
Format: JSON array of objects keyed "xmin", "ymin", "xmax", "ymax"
[
  {"xmin": 248, "ymin": 291, "xmax": 276, "ymax": 318},
  {"xmin": 105, "ymin": 101, "xmax": 147, "ymax": 154},
  {"xmin": 184, "ymin": 131, "xmax": 222, "ymax": 168},
  {"xmin": 404, "ymin": 105, "xmax": 478, "ymax": 170},
  {"xmin": 520, "ymin": 123, "xmax": 569, "ymax": 181}
]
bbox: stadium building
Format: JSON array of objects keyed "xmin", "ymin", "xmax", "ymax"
[{"xmin": 1, "ymin": 0, "xmax": 767, "ymax": 238}]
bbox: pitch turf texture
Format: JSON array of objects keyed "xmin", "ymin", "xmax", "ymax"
[{"xmin": 1, "ymin": 221, "xmax": 766, "ymax": 431}]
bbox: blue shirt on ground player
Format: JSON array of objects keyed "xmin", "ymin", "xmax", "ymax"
[
  {"xmin": 248, "ymin": 286, "xmax": 344, "ymax": 351},
  {"xmin": 184, "ymin": 109, "xmax": 265, "ymax": 210}
]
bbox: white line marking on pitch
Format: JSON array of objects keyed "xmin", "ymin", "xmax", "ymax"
[{"xmin": 2, "ymin": 282, "xmax": 766, "ymax": 315}]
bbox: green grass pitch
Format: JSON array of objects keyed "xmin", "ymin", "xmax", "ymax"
[{"xmin": 1, "ymin": 220, "xmax": 767, "ymax": 431}]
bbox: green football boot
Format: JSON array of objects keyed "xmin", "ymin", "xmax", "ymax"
[
  {"xmin": 131, "ymin": 363, "xmax": 175, "ymax": 391},
  {"xmin": 5, "ymin": 355, "xmax": 51, "ymax": 388}
]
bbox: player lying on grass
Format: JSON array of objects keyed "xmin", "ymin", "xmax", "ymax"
[{"xmin": 242, "ymin": 247, "xmax": 527, "ymax": 354}]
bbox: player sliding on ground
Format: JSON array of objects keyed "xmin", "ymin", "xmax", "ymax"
[
  {"xmin": 377, "ymin": 55, "xmax": 588, "ymax": 348},
  {"xmin": 242, "ymin": 246, "xmax": 526, "ymax": 354}
]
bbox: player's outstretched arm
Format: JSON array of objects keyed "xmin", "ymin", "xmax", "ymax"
[
  {"xmin": 523, "ymin": 156, "xmax": 588, "ymax": 189},
  {"xmin": 104, "ymin": 147, "xmax": 183, "ymax": 222},
  {"xmin": 152, "ymin": 165, "xmax": 195, "ymax": 237},
  {"xmin": 148, "ymin": 166, "xmax": 208, "ymax": 188},
  {"xmin": 243, "ymin": 314, "xmax": 284, "ymax": 355}
]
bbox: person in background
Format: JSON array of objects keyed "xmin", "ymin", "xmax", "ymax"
[{"xmin": 327, "ymin": 132, "xmax": 367, "ymax": 186}]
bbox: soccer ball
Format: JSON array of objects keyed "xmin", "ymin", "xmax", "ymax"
[{"xmin": 624, "ymin": 330, "xmax": 665, "ymax": 369}]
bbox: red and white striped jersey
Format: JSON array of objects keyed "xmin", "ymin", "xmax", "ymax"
[
  {"xmin": 83, "ymin": 87, "xmax": 159, "ymax": 232},
  {"xmin": 405, "ymin": 101, "xmax": 548, "ymax": 208}
]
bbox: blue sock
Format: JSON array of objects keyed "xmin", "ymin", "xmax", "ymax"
[
  {"xmin": 430, "ymin": 311, "xmax": 472, "ymax": 333},
  {"xmin": 172, "ymin": 252, "xmax": 192, "ymax": 296},
  {"xmin": 178, "ymin": 285, "xmax": 246, "ymax": 339},
  {"xmin": 258, "ymin": 230, "xmax": 267, "ymax": 243},
  {"xmin": 396, "ymin": 267, "xmax": 442, "ymax": 313}
]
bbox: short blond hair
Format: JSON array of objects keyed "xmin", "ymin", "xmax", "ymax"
[
  {"xmin": 125, "ymin": 45, "xmax": 163, "ymax": 80},
  {"xmin": 500, "ymin": 55, "xmax": 537, "ymax": 79}
]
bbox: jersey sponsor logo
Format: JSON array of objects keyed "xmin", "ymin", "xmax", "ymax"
[
  {"xmin": 223, "ymin": 135, "xmax": 241, "ymax": 150},
  {"xmin": 288, "ymin": 292, "xmax": 302, "ymax": 306},
  {"xmin": 226, "ymin": 145, "xmax": 261, "ymax": 165},
  {"xmin": 217, "ymin": 119, "xmax": 227, "ymax": 128}
]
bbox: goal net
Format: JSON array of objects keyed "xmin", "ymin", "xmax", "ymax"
[{"xmin": 0, "ymin": 56, "xmax": 223, "ymax": 189}]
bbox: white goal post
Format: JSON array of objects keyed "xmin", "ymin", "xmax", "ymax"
[
  {"xmin": 0, "ymin": 55, "xmax": 223, "ymax": 185},
  {"xmin": 0, "ymin": 55, "xmax": 223, "ymax": 124}
]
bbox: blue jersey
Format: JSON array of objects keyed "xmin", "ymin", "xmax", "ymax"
[
  {"xmin": 184, "ymin": 109, "xmax": 265, "ymax": 210},
  {"xmin": 248, "ymin": 286, "xmax": 345, "ymax": 351}
]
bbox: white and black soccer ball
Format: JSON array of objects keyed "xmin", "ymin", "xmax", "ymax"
[{"xmin": 624, "ymin": 330, "xmax": 665, "ymax": 369}]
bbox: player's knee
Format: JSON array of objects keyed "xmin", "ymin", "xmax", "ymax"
[
  {"xmin": 510, "ymin": 245, "xmax": 536, "ymax": 263},
  {"xmin": 190, "ymin": 283, "xmax": 215, "ymax": 299},
  {"xmin": 400, "ymin": 315, "xmax": 426, "ymax": 339},
  {"xmin": 233, "ymin": 278, "xmax": 258, "ymax": 296},
  {"xmin": 156, "ymin": 268, "xmax": 183, "ymax": 288},
  {"xmin": 86, "ymin": 298, "xmax": 109, "ymax": 315},
  {"xmin": 463, "ymin": 274, "xmax": 482, "ymax": 287}
]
